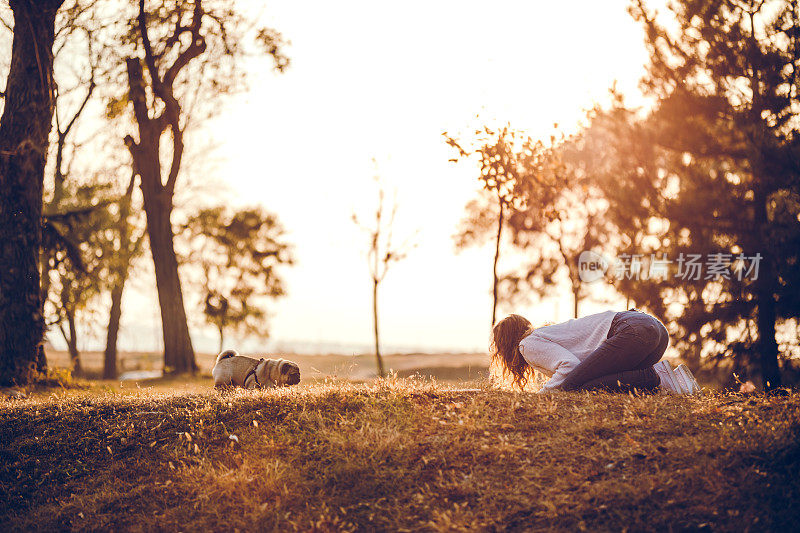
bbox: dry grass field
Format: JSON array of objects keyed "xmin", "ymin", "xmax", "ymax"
[
  {"xmin": 44, "ymin": 349, "xmax": 491, "ymax": 383},
  {"xmin": 1, "ymin": 377, "xmax": 799, "ymax": 532}
]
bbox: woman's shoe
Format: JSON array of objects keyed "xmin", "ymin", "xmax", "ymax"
[
  {"xmin": 654, "ymin": 360, "xmax": 701, "ymax": 394},
  {"xmin": 675, "ymin": 364, "xmax": 701, "ymax": 394},
  {"xmin": 653, "ymin": 360, "xmax": 683, "ymax": 393}
]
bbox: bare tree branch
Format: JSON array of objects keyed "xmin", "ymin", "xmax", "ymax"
[{"xmin": 162, "ymin": 1, "xmax": 206, "ymax": 89}]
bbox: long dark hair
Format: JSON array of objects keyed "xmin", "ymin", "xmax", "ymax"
[{"xmin": 490, "ymin": 314, "xmax": 535, "ymax": 389}]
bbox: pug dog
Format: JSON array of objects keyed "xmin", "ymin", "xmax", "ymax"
[{"xmin": 212, "ymin": 349, "xmax": 301, "ymax": 389}]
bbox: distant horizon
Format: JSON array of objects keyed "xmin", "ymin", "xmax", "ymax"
[
  {"xmin": 45, "ymin": 328, "xmax": 490, "ymax": 356},
  {"xmin": 45, "ymin": 296, "xmax": 631, "ymax": 357}
]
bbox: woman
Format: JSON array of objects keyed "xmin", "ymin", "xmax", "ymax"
[{"xmin": 490, "ymin": 309, "xmax": 698, "ymax": 393}]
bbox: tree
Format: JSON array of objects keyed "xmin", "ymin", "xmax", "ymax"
[
  {"xmin": 102, "ymin": 173, "xmax": 146, "ymax": 379},
  {"xmin": 121, "ymin": 0, "xmax": 288, "ymax": 374},
  {"xmin": 181, "ymin": 206, "xmax": 292, "ymax": 352},
  {"xmin": 353, "ymin": 178, "xmax": 415, "ymax": 378},
  {"xmin": 590, "ymin": 0, "xmax": 800, "ymax": 388},
  {"xmin": 0, "ymin": 0, "xmax": 66, "ymax": 386},
  {"xmin": 445, "ymin": 126, "xmax": 531, "ymax": 326},
  {"xmin": 446, "ymin": 126, "xmax": 598, "ymax": 321},
  {"xmin": 12, "ymin": 0, "xmax": 140, "ymax": 379},
  {"xmin": 507, "ymin": 136, "xmax": 610, "ymax": 318},
  {"xmin": 42, "ymin": 180, "xmax": 114, "ymax": 376}
]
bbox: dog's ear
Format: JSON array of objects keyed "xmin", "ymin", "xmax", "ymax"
[
  {"xmin": 280, "ymin": 361, "xmax": 292, "ymax": 375},
  {"xmin": 217, "ymin": 349, "xmax": 238, "ymax": 361}
]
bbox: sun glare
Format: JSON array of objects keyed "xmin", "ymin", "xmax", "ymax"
[{"xmin": 208, "ymin": 0, "xmax": 650, "ymax": 353}]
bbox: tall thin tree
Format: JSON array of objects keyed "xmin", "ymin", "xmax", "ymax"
[
  {"xmin": 353, "ymin": 178, "xmax": 415, "ymax": 378},
  {"xmin": 445, "ymin": 126, "xmax": 534, "ymax": 326},
  {"xmin": 102, "ymin": 172, "xmax": 145, "ymax": 379}
]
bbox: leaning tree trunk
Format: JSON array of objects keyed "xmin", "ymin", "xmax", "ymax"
[
  {"xmin": 125, "ymin": 57, "xmax": 195, "ymax": 375},
  {"xmin": 0, "ymin": 1, "xmax": 64, "ymax": 386},
  {"xmin": 142, "ymin": 187, "xmax": 196, "ymax": 374}
]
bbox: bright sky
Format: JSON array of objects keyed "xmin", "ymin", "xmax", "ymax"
[
  {"xmin": 38, "ymin": 0, "xmax": 654, "ymax": 355},
  {"xmin": 181, "ymin": 0, "xmax": 652, "ymax": 354}
]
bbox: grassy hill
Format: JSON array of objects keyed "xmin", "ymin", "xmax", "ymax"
[{"xmin": 1, "ymin": 379, "xmax": 798, "ymax": 531}]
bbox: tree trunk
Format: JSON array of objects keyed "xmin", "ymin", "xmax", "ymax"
[
  {"xmin": 36, "ymin": 345, "xmax": 48, "ymax": 375},
  {"xmin": 125, "ymin": 57, "xmax": 195, "ymax": 375},
  {"xmin": 491, "ymin": 199, "xmax": 505, "ymax": 326},
  {"xmin": 38, "ymin": 253, "xmax": 51, "ymax": 374},
  {"xmin": 103, "ymin": 177, "xmax": 137, "ymax": 380},
  {"xmin": 754, "ymin": 256, "xmax": 781, "ymax": 391},
  {"xmin": 753, "ymin": 190, "xmax": 781, "ymax": 389},
  {"xmin": 745, "ymin": 20, "xmax": 781, "ymax": 389},
  {"xmin": 218, "ymin": 324, "xmax": 225, "ymax": 354},
  {"xmin": 102, "ymin": 279, "xmax": 125, "ymax": 379},
  {"xmin": 143, "ymin": 190, "xmax": 196, "ymax": 374},
  {"xmin": 572, "ymin": 286, "xmax": 579, "ymax": 319},
  {"xmin": 0, "ymin": 1, "xmax": 64, "ymax": 386},
  {"xmin": 372, "ymin": 278, "xmax": 385, "ymax": 378},
  {"xmin": 65, "ymin": 309, "xmax": 81, "ymax": 376}
]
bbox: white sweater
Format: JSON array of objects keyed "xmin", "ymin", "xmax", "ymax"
[{"xmin": 519, "ymin": 310, "xmax": 617, "ymax": 391}]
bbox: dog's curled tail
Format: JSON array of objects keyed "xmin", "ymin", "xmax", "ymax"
[{"xmin": 215, "ymin": 349, "xmax": 238, "ymax": 365}]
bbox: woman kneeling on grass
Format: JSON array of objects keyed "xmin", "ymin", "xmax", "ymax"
[{"xmin": 491, "ymin": 309, "xmax": 699, "ymax": 393}]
